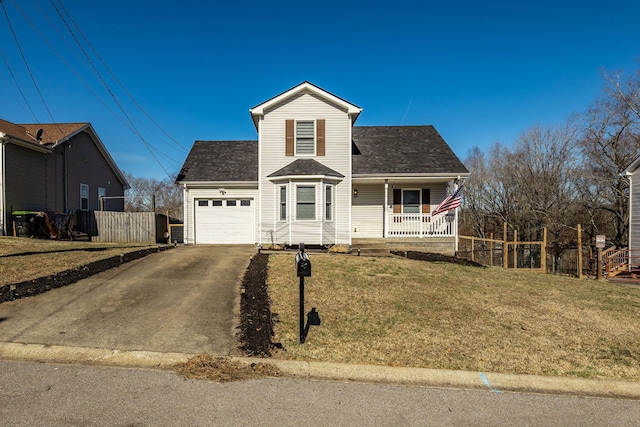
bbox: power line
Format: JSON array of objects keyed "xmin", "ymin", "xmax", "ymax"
[
  {"xmin": 9, "ymin": 0, "xmax": 130, "ymax": 129},
  {"xmin": 47, "ymin": 0, "xmax": 172, "ymax": 178},
  {"xmin": 1, "ymin": 0, "xmax": 58, "ymax": 124},
  {"xmin": 58, "ymin": 0, "xmax": 187, "ymax": 152},
  {"xmin": 0, "ymin": 46, "xmax": 39, "ymax": 122}
]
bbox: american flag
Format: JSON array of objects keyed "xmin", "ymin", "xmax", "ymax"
[{"xmin": 432, "ymin": 184, "xmax": 464, "ymax": 217}]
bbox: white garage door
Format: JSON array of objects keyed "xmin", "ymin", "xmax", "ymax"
[{"xmin": 195, "ymin": 198, "xmax": 255, "ymax": 244}]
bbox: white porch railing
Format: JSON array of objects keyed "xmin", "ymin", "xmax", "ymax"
[{"xmin": 386, "ymin": 212, "xmax": 455, "ymax": 237}]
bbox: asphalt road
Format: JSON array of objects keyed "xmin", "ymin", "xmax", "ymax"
[
  {"xmin": 1, "ymin": 360, "xmax": 639, "ymax": 427},
  {"xmin": 0, "ymin": 245, "xmax": 255, "ymax": 355}
]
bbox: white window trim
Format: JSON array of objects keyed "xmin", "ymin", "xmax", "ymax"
[
  {"xmin": 279, "ymin": 185, "xmax": 287, "ymax": 222},
  {"xmin": 325, "ymin": 184, "xmax": 334, "ymax": 222},
  {"xmin": 80, "ymin": 183, "xmax": 89, "ymax": 211},
  {"xmin": 294, "ymin": 119, "xmax": 316, "ymax": 156}
]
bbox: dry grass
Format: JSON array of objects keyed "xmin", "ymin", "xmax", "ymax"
[
  {"xmin": 267, "ymin": 253, "xmax": 640, "ymax": 380},
  {"xmin": 175, "ymin": 355, "xmax": 282, "ymax": 382},
  {"xmin": 0, "ymin": 237, "xmax": 158, "ymax": 286}
]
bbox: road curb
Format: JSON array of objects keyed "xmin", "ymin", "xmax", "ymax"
[
  {"xmin": 0, "ymin": 342, "xmax": 194, "ymax": 368},
  {"xmin": 245, "ymin": 358, "xmax": 640, "ymax": 399},
  {"xmin": 2, "ymin": 342, "xmax": 639, "ymax": 399}
]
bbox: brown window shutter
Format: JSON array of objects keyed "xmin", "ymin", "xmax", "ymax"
[
  {"xmin": 316, "ymin": 119, "xmax": 325, "ymax": 156},
  {"xmin": 393, "ymin": 189, "xmax": 402, "ymax": 222},
  {"xmin": 422, "ymin": 189, "xmax": 431, "ymax": 222},
  {"xmin": 285, "ymin": 120, "xmax": 294, "ymax": 156},
  {"xmin": 421, "ymin": 189, "xmax": 431, "ymax": 213}
]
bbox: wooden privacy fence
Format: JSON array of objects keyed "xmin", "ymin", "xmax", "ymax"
[{"xmin": 92, "ymin": 211, "xmax": 168, "ymax": 243}]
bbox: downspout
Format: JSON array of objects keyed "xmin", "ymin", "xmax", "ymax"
[
  {"xmin": 320, "ymin": 179, "xmax": 324, "ymax": 245},
  {"xmin": 63, "ymin": 143, "xmax": 68, "ymax": 212},
  {"xmin": 0, "ymin": 133, "xmax": 6, "ymax": 235}
]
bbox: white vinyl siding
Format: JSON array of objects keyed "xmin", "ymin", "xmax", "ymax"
[
  {"xmin": 258, "ymin": 91, "xmax": 352, "ymax": 245},
  {"xmin": 296, "ymin": 120, "xmax": 315, "ymax": 155},
  {"xmin": 351, "ymin": 184, "xmax": 385, "ymax": 237}
]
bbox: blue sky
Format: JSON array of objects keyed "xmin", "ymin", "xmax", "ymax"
[{"xmin": 1, "ymin": 0, "xmax": 639, "ymax": 180}]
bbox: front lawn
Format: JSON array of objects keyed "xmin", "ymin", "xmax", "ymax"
[
  {"xmin": 267, "ymin": 253, "xmax": 640, "ymax": 380},
  {"xmin": 0, "ymin": 237, "xmax": 158, "ymax": 286}
]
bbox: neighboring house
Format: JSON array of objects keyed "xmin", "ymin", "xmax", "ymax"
[
  {"xmin": 177, "ymin": 82, "xmax": 469, "ymax": 251},
  {"xmin": 624, "ymin": 157, "xmax": 640, "ymax": 259},
  {"xmin": 0, "ymin": 119, "xmax": 129, "ymax": 236}
]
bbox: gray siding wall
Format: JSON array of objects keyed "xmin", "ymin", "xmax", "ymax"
[
  {"xmin": 62, "ymin": 132, "xmax": 125, "ymax": 212},
  {"xmin": 4, "ymin": 143, "xmax": 48, "ymax": 213}
]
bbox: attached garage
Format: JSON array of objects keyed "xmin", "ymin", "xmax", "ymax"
[{"xmin": 195, "ymin": 198, "xmax": 255, "ymax": 244}]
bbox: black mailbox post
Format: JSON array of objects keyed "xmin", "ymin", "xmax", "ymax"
[{"xmin": 296, "ymin": 243, "xmax": 318, "ymax": 343}]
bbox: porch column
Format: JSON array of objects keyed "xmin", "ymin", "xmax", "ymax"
[{"xmin": 384, "ymin": 179, "xmax": 389, "ymax": 238}]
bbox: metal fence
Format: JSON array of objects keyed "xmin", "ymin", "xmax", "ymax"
[{"xmin": 458, "ymin": 229, "xmax": 598, "ymax": 278}]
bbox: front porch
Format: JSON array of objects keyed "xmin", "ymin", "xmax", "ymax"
[{"xmin": 386, "ymin": 211, "xmax": 456, "ymax": 238}]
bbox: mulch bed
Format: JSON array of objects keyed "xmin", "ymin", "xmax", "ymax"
[
  {"xmin": 238, "ymin": 253, "xmax": 282, "ymax": 356},
  {"xmin": 391, "ymin": 250, "xmax": 484, "ymax": 267}
]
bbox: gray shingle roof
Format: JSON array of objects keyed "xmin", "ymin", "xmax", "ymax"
[
  {"xmin": 352, "ymin": 126, "xmax": 468, "ymax": 175},
  {"xmin": 267, "ymin": 158, "xmax": 345, "ymax": 178},
  {"xmin": 176, "ymin": 140, "xmax": 258, "ymax": 182}
]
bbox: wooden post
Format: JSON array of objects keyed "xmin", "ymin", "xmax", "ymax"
[
  {"xmin": 166, "ymin": 210, "xmax": 170, "ymax": 243},
  {"xmin": 513, "ymin": 229, "xmax": 518, "ymax": 269},
  {"xmin": 489, "ymin": 233, "xmax": 494, "ymax": 267},
  {"xmin": 503, "ymin": 223, "xmax": 508, "ymax": 269},
  {"xmin": 471, "ymin": 237, "xmax": 475, "ymax": 262},
  {"xmin": 542, "ymin": 228, "xmax": 547, "ymax": 273},
  {"xmin": 577, "ymin": 224, "xmax": 582, "ymax": 278},
  {"xmin": 597, "ymin": 247, "xmax": 603, "ymax": 280}
]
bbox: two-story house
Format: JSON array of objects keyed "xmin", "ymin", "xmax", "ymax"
[{"xmin": 177, "ymin": 82, "xmax": 469, "ymax": 253}]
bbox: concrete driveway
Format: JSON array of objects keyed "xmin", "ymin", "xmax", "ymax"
[{"xmin": 0, "ymin": 245, "xmax": 255, "ymax": 355}]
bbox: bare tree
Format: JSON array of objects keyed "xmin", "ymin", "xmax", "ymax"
[
  {"xmin": 462, "ymin": 122, "xmax": 580, "ymax": 246},
  {"xmin": 576, "ymin": 70, "xmax": 640, "ymax": 246},
  {"xmin": 124, "ymin": 172, "xmax": 183, "ymax": 221}
]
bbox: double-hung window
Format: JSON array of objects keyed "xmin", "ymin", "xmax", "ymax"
[
  {"xmin": 325, "ymin": 185, "xmax": 333, "ymax": 221},
  {"xmin": 296, "ymin": 186, "xmax": 316, "ymax": 220},
  {"xmin": 80, "ymin": 183, "xmax": 89, "ymax": 211},
  {"xmin": 295, "ymin": 121, "xmax": 315, "ymax": 155},
  {"xmin": 279, "ymin": 186, "xmax": 287, "ymax": 221}
]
